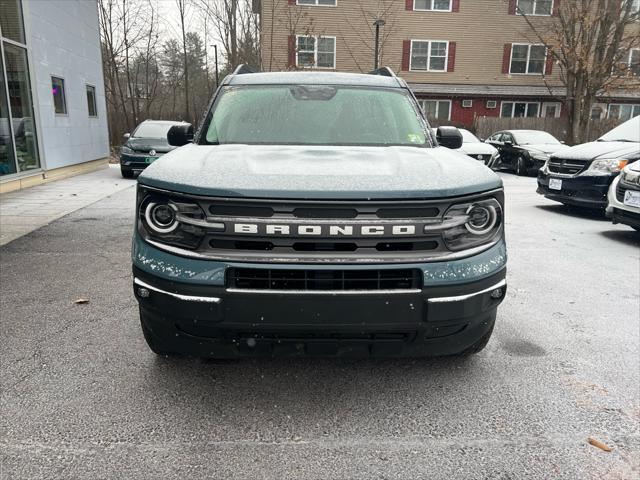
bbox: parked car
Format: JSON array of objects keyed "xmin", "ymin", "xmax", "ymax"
[
  {"xmin": 119, "ymin": 120, "xmax": 188, "ymax": 178},
  {"xmin": 486, "ymin": 129, "xmax": 566, "ymax": 176},
  {"xmin": 433, "ymin": 128, "xmax": 497, "ymax": 164},
  {"xmin": 131, "ymin": 66, "xmax": 507, "ymax": 359},
  {"xmin": 537, "ymin": 116, "xmax": 640, "ymax": 209},
  {"xmin": 606, "ymin": 161, "xmax": 640, "ymax": 231}
]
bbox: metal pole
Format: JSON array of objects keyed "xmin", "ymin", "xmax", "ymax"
[
  {"xmin": 214, "ymin": 45, "xmax": 219, "ymax": 88},
  {"xmin": 373, "ymin": 20, "xmax": 385, "ymax": 71}
]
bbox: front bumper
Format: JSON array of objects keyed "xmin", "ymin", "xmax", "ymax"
[
  {"xmin": 120, "ymin": 153, "xmax": 162, "ymax": 171},
  {"xmin": 132, "ymin": 238, "xmax": 508, "ymax": 357},
  {"xmin": 537, "ymin": 169, "xmax": 612, "ymax": 209},
  {"xmin": 606, "ymin": 175, "xmax": 640, "ymax": 229}
]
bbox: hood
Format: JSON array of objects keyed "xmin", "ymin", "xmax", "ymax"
[
  {"xmin": 457, "ymin": 143, "xmax": 497, "ymax": 156},
  {"xmin": 519, "ymin": 144, "xmax": 568, "ymax": 156},
  {"xmin": 551, "ymin": 141, "xmax": 640, "ymax": 160},
  {"xmin": 138, "ymin": 144, "xmax": 502, "ymax": 199},
  {"xmin": 126, "ymin": 137, "xmax": 175, "ymax": 154}
]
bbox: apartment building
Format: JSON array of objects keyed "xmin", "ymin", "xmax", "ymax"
[
  {"xmin": 1, "ymin": 0, "xmax": 108, "ymax": 192},
  {"xmin": 259, "ymin": 0, "xmax": 640, "ymax": 128}
]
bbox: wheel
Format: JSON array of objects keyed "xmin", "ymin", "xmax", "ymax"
[
  {"xmin": 516, "ymin": 156, "xmax": 527, "ymax": 176},
  {"xmin": 121, "ymin": 166, "xmax": 134, "ymax": 178},
  {"xmin": 140, "ymin": 309, "xmax": 179, "ymax": 357},
  {"xmin": 456, "ymin": 325, "xmax": 494, "ymax": 356}
]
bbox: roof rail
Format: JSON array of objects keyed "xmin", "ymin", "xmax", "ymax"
[
  {"xmin": 232, "ymin": 64, "xmax": 258, "ymax": 75},
  {"xmin": 368, "ymin": 67, "xmax": 396, "ymax": 77}
]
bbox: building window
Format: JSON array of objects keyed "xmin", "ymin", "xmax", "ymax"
[
  {"xmin": 414, "ymin": 0, "xmax": 452, "ymax": 11},
  {"xmin": 510, "ymin": 44, "xmax": 546, "ymax": 74},
  {"xmin": 0, "ymin": 0, "xmax": 26, "ymax": 44},
  {"xmin": 297, "ymin": 0, "xmax": 337, "ymax": 5},
  {"xmin": 419, "ymin": 99, "xmax": 451, "ymax": 120},
  {"xmin": 517, "ymin": 0, "xmax": 553, "ymax": 15},
  {"xmin": 541, "ymin": 102, "xmax": 561, "ymax": 118},
  {"xmin": 629, "ymin": 49, "xmax": 640, "ymax": 76},
  {"xmin": 501, "ymin": 101, "xmax": 540, "ymax": 118},
  {"xmin": 608, "ymin": 104, "xmax": 640, "ymax": 121},
  {"xmin": 86, "ymin": 85, "xmax": 98, "ymax": 117},
  {"xmin": 51, "ymin": 76, "xmax": 67, "ymax": 115},
  {"xmin": 410, "ymin": 40, "xmax": 448, "ymax": 71},
  {"xmin": 296, "ymin": 36, "xmax": 336, "ymax": 68}
]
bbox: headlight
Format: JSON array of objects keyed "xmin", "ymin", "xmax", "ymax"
[
  {"xmin": 121, "ymin": 145, "xmax": 134, "ymax": 155},
  {"xmin": 584, "ymin": 158, "xmax": 628, "ymax": 175},
  {"xmin": 439, "ymin": 198, "xmax": 503, "ymax": 251},
  {"xmin": 532, "ymin": 153, "xmax": 550, "ymax": 161},
  {"xmin": 621, "ymin": 166, "xmax": 640, "ymax": 184},
  {"xmin": 137, "ymin": 189, "xmax": 213, "ymax": 249}
]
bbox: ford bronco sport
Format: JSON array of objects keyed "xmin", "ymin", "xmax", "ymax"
[{"xmin": 132, "ymin": 66, "xmax": 507, "ymax": 358}]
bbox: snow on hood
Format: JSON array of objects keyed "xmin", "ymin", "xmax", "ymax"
[
  {"xmin": 457, "ymin": 142, "xmax": 497, "ymax": 156},
  {"xmin": 519, "ymin": 144, "xmax": 568, "ymax": 156},
  {"xmin": 138, "ymin": 144, "xmax": 502, "ymax": 199},
  {"xmin": 551, "ymin": 141, "xmax": 640, "ymax": 161}
]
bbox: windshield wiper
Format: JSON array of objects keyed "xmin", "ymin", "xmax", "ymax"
[{"xmin": 598, "ymin": 139, "xmax": 635, "ymax": 142}]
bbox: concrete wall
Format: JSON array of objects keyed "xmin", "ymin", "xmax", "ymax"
[{"xmin": 24, "ymin": 0, "xmax": 109, "ymax": 171}]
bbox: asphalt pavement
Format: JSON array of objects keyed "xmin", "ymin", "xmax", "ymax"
[{"xmin": 1, "ymin": 174, "xmax": 639, "ymax": 479}]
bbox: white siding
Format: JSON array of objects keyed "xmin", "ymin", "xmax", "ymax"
[{"xmin": 24, "ymin": 0, "xmax": 108, "ymax": 170}]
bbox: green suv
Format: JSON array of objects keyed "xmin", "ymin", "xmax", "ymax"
[{"xmin": 132, "ymin": 66, "xmax": 507, "ymax": 358}]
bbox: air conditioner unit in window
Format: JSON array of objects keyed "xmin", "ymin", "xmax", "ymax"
[
  {"xmin": 462, "ymin": 99, "xmax": 473, "ymax": 108},
  {"xmin": 486, "ymin": 100, "xmax": 497, "ymax": 109}
]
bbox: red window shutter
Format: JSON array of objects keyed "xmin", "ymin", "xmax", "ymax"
[
  {"xmin": 552, "ymin": 0, "xmax": 560, "ymax": 15},
  {"xmin": 452, "ymin": 0, "xmax": 460, "ymax": 12},
  {"xmin": 405, "ymin": 0, "xmax": 413, "ymax": 11},
  {"xmin": 288, "ymin": 0, "xmax": 296, "ymax": 5},
  {"xmin": 502, "ymin": 44, "xmax": 512, "ymax": 74},
  {"xmin": 508, "ymin": 0, "xmax": 516, "ymax": 14},
  {"xmin": 545, "ymin": 50, "xmax": 554, "ymax": 75},
  {"xmin": 447, "ymin": 42, "xmax": 456, "ymax": 72},
  {"xmin": 288, "ymin": 35, "xmax": 296, "ymax": 68},
  {"xmin": 402, "ymin": 40, "xmax": 411, "ymax": 71}
]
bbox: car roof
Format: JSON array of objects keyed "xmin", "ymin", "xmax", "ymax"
[
  {"xmin": 225, "ymin": 71, "xmax": 405, "ymax": 89},
  {"xmin": 140, "ymin": 120, "xmax": 188, "ymax": 125}
]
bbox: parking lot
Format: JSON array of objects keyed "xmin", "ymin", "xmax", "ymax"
[{"xmin": 1, "ymin": 171, "xmax": 639, "ymax": 479}]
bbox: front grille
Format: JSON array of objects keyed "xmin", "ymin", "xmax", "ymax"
[
  {"xmin": 548, "ymin": 157, "xmax": 589, "ymax": 175},
  {"xmin": 227, "ymin": 268, "xmax": 423, "ymax": 291},
  {"xmin": 617, "ymin": 179, "xmax": 640, "ymax": 202}
]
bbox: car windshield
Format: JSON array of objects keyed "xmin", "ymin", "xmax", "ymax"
[
  {"xmin": 512, "ymin": 131, "xmax": 560, "ymax": 145},
  {"xmin": 460, "ymin": 129, "xmax": 481, "ymax": 143},
  {"xmin": 598, "ymin": 116, "xmax": 640, "ymax": 142},
  {"xmin": 133, "ymin": 122, "xmax": 173, "ymax": 139},
  {"xmin": 203, "ymin": 85, "xmax": 430, "ymax": 147}
]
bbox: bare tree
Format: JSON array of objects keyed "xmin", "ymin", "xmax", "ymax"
[{"xmin": 518, "ymin": 0, "xmax": 640, "ymax": 144}]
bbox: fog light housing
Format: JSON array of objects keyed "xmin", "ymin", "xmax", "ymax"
[
  {"xmin": 138, "ymin": 287, "xmax": 150, "ymax": 298},
  {"xmin": 490, "ymin": 288, "xmax": 504, "ymax": 299}
]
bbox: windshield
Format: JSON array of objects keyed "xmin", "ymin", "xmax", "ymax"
[
  {"xmin": 203, "ymin": 85, "xmax": 430, "ymax": 147},
  {"xmin": 599, "ymin": 116, "xmax": 640, "ymax": 142},
  {"xmin": 512, "ymin": 131, "xmax": 560, "ymax": 145},
  {"xmin": 460, "ymin": 129, "xmax": 480, "ymax": 143},
  {"xmin": 133, "ymin": 122, "xmax": 174, "ymax": 139}
]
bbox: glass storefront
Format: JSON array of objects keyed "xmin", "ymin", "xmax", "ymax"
[{"xmin": 0, "ymin": 0, "xmax": 40, "ymax": 178}]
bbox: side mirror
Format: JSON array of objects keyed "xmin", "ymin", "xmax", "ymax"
[
  {"xmin": 167, "ymin": 124, "xmax": 194, "ymax": 147},
  {"xmin": 123, "ymin": 133, "xmax": 130, "ymax": 140},
  {"xmin": 504, "ymin": 140, "xmax": 513, "ymax": 146},
  {"xmin": 436, "ymin": 126, "xmax": 463, "ymax": 149}
]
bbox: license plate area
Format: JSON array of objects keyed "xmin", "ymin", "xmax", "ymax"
[
  {"xmin": 145, "ymin": 156, "xmax": 158, "ymax": 164},
  {"xmin": 222, "ymin": 292, "xmax": 424, "ymax": 327},
  {"xmin": 549, "ymin": 178, "xmax": 562, "ymax": 190},
  {"xmin": 623, "ymin": 190, "xmax": 640, "ymax": 208}
]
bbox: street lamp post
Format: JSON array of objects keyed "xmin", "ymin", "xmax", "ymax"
[
  {"xmin": 373, "ymin": 19, "xmax": 386, "ymax": 70},
  {"xmin": 213, "ymin": 44, "xmax": 219, "ymax": 89}
]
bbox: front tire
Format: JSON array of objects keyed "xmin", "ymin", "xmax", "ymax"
[
  {"xmin": 456, "ymin": 325, "xmax": 494, "ymax": 356},
  {"xmin": 516, "ymin": 156, "xmax": 528, "ymax": 176},
  {"xmin": 121, "ymin": 166, "xmax": 134, "ymax": 178},
  {"xmin": 140, "ymin": 309, "xmax": 179, "ymax": 357}
]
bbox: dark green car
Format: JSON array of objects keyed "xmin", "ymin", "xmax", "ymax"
[{"xmin": 132, "ymin": 66, "xmax": 507, "ymax": 358}]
